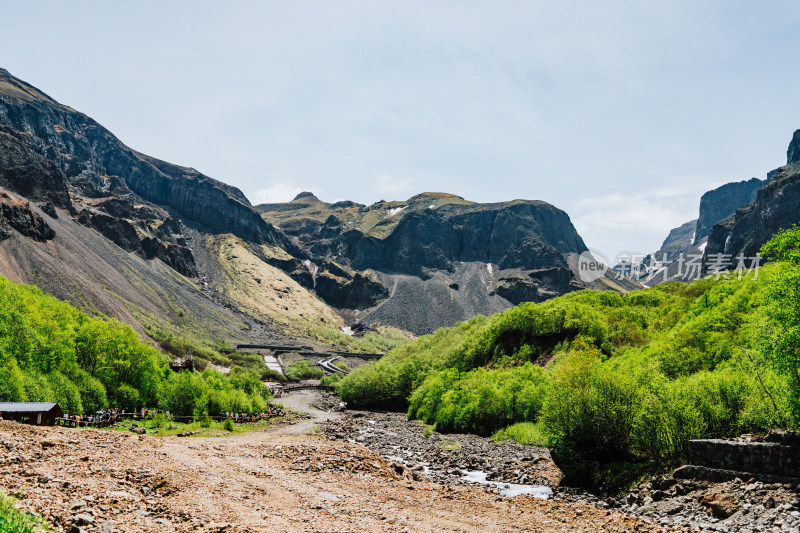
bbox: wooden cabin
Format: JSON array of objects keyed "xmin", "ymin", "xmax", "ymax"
[{"xmin": 0, "ymin": 402, "xmax": 63, "ymax": 426}]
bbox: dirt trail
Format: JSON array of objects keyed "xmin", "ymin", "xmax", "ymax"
[
  {"xmin": 0, "ymin": 403, "xmax": 671, "ymax": 532},
  {"xmin": 262, "ymin": 389, "xmax": 340, "ymax": 435}
]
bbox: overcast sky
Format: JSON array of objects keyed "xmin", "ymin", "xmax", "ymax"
[{"xmin": 4, "ymin": 1, "xmax": 800, "ymax": 260}]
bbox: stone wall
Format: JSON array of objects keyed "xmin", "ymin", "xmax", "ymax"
[{"xmin": 688, "ymin": 439, "xmax": 800, "ymax": 479}]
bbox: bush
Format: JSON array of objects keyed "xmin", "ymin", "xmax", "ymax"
[
  {"xmin": 285, "ymin": 361, "xmax": 323, "ymax": 381},
  {"xmin": 542, "ymin": 342, "xmax": 639, "ymax": 483},
  {"xmin": 408, "ymin": 363, "xmax": 549, "ymax": 436},
  {"xmin": 159, "ymin": 371, "xmax": 208, "ymax": 416},
  {"xmin": 320, "ymin": 373, "xmax": 342, "ymax": 386},
  {"xmin": 223, "ymin": 418, "xmax": 235, "ymax": 432},
  {"xmin": 634, "ymin": 369, "xmax": 762, "ymax": 462},
  {"xmin": 492, "ymin": 422, "xmax": 549, "ymax": 447}
]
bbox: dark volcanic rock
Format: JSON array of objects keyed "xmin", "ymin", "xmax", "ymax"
[
  {"xmin": 788, "ymin": 129, "xmax": 800, "ymax": 165},
  {"xmin": 313, "ymin": 263, "xmax": 388, "ymax": 309},
  {"xmin": 695, "ymin": 178, "xmax": 766, "ymax": 240},
  {"xmin": 705, "ymin": 131, "xmax": 800, "ymax": 265},
  {"xmin": 39, "ymin": 201, "xmax": 58, "ymax": 219},
  {"xmin": 77, "ymin": 210, "xmax": 140, "ymax": 252},
  {"xmin": 0, "ymin": 192, "xmax": 55, "ymax": 241},
  {"xmin": 140, "ymin": 237, "xmax": 198, "ymax": 277},
  {"xmin": 0, "ymin": 68, "xmax": 285, "ymax": 247},
  {"xmin": 347, "ymin": 202, "xmax": 585, "ymax": 276},
  {"xmin": 705, "ymin": 165, "xmax": 800, "ymax": 261},
  {"xmin": 495, "ymin": 267, "xmax": 581, "ymax": 305},
  {"xmin": 657, "ymin": 220, "xmax": 697, "ymax": 257},
  {"xmin": 0, "ymin": 126, "xmax": 72, "ymax": 209}
]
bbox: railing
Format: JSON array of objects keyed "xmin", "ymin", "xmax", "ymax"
[
  {"xmin": 55, "ymin": 410, "xmax": 286, "ymax": 428},
  {"xmin": 284, "ymin": 384, "xmax": 336, "ymax": 392}
]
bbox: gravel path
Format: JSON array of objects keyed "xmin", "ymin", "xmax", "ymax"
[{"xmin": 0, "ymin": 419, "xmax": 668, "ymax": 532}]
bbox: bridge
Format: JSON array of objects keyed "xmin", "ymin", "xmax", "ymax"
[
  {"xmin": 237, "ymin": 344, "xmax": 385, "ymax": 359},
  {"xmin": 283, "ymin": 383, "xmax": 336, "ymax": 392}
]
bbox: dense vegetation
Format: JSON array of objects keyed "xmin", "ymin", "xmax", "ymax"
[
  {"xmin": 340, "ymin": 228, "xmax": 800, "ymax": 485},
  {"xmin": 0, "ymin": 276, "xmax": 270, "ymax": 416}
]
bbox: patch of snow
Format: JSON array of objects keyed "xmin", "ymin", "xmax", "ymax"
[
  {"xmin": 387, "ymin": 206, "xmax": 407, "ymax": 217},
  {"xmin": 460, "ymin": 470, "xmax": 552, "ymax": 499},
  {"xmin": 487, "ymin": 264, "xmax": 494, "ymax": 275},
  {"xmin": 341, "ymin": 326, "xmax": 354, "ymax": 336},
  {"xmin": 429, "ymin": 204, "xmax": 436, "ymax": 209},
  {"xmin": 690, "ymin": 231, "xmax": 696, "ymax": 244},
  {"xmin": 697, "ymin": 241, "xmax": 708, "ymax": 252},
  {"xmin": 303, "ymin": 259, "xmax": 318, "ymax": 277}
]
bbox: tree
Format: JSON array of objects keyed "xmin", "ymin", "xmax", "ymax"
[{"xmin": 759, "ymin": 225, "xmax": 800, "ymax": 423}]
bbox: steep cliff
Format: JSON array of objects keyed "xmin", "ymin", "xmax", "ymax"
[
  {"xmin": 695, "ymin": 178, "xmax": 766, "ymax": 240},
  {"xmin": 0, "ymin": 68, "xmax": 284, "ymax": 247},
  {"xmin": 705, "ymin": 164, "xmax": 800, "ymax": 261},
  {"xmin": 259, "ymin": 192, "xmax": 593, "ymax": 333}
]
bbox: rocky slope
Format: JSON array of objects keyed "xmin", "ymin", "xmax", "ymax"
[
  {"xmin": 705, "ymin": 159, "xmax": 800, "ymax": 263},
  {"xmin": 259, "ymin": 192, "xmax": 612, "ymax": 334},
  {"xmin": 695, "ymin": 178, "xmax": 765, "ymax": 241},
  {"xmin": 0, "ymin": 67, "xmax": 626, "ymax": 347},
  {"xmin": 641, "ymin": 132, "xmax": 800, "ymax": 285}
]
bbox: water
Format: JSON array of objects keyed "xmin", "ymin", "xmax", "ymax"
[{"xmin": 460, "ymin": 470, "xmax": 552, "ymax": 499}]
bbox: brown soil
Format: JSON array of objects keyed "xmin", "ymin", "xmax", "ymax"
[{"xmin": 0, "ymin": 420, "xmax": 675, "ymax": 532}]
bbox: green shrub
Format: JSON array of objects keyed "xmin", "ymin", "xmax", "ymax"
[
  {"xmin": 542, "ymin": 341, "xmax": 640, "ymax": 483},
  {"xmin": 223, "ymin": 418, "xmax": 235, "ymax": 432},
  {"xmin": 285, "ymin": 361, "xmax": 323, "ymax": 381},
  {"xmin": 408, "ymin": 363, "xmax": 549, "ymax": 436},
  {"xmin": 492, "ymin": 422, "xmax": 550, "ymax": 447},
  {"xmin": 320, "ymin": 373, "xmax": 342, "ymax": 386}
]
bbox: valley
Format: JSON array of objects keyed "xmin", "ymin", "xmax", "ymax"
[{"xmin": 3, "ymin": 64, "xmax": 800, "ymax": 533}]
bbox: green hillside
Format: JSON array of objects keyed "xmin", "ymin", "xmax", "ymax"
[
  {"xmin": 0, "ymin": 276, "xmax": 269, "ymax": 416},
  {"xmin": 339, "ymin": 227, "xmax": 800, "ymax": 485}
]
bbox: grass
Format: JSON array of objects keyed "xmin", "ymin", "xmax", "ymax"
[
  {"xmin": 0, "ymin": 490, "xmax": 45, "ymax": 533},
  {"xmin": 492, "ymin": 422, "xmax": 550, "ymax": 447},
  {"xmin": 438, "ymin": 438, "xmax": 461, "ymax": 451},
  {"xmin": 104, "ymin": 412, "xmax": 296, "ymax": 437},
  {"xmin": 310, "ymin": 325, "xmax": 412, "ymax": 353}
]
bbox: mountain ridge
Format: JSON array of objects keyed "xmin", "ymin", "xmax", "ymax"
[{"xmin": 0, "ymin": 67, "xmax": 607, "ymax": 346}]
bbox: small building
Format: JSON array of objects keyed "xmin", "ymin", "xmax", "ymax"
[{"xmin": 0, "ymin": 402, "xmax": 63, "ymax": 426}]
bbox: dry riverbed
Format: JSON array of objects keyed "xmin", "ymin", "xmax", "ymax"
[
  {"xmin": 0, "ymin": 393, "xmax": 672, "ymax": 533},
  {"xmin": 7, "ymin": 390, "xmax": 795, "ymax": 532}
]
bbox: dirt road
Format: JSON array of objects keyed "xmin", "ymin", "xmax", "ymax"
[{"xmin": 0, "ymin": 399, "xmax": 670, "ymax": 532}]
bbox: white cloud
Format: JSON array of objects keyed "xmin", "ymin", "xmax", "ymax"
[{"xmin": 571, "ymin": 181, "xmax": 718, "ymax": 263}]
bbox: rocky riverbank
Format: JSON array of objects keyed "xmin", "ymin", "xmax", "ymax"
[
  {"xmin": 319, "ymin": 410, "xmax": 561, "ymax": 490},
  {"xmin": 0, "ymin": 419, "xmax": 668, "ymax": 532},
  {"xmin": 318, "ymin": 402, "xmax": 800, "ymax": 533}
]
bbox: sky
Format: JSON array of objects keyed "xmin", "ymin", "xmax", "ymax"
[{"xmin": 3, "ymin": 1, "xmax": 800, "ymax": 261}]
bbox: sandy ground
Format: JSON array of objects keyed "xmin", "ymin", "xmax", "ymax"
[{"xmin": 0, "ymin": 395, "xmax": 673, "ymax": 532}]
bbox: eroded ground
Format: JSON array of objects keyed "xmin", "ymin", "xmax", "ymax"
[{"xmin": 0, "ymin": 415, "xmax": 672, "ymax": 532}]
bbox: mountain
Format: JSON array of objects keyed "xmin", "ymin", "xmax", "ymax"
[
  {"xmin": 258, "ymin": 191, "xmax": 633, "ymax": 334},
  {"xmin": 705, "ymin": 161, "xmax": 800, "ymax": 263},
  {"xmin": 0, "ymin": 68, "xmax": 341, "ymax": 361},
  {"xmin": 695, "ymin": 178, "xmax": 766, "ymax": 241},
  {"xmin": 640, "ymin": 129, "xmax": 800, "ymax": 286},
  {"xmin": 0, "ymin": 68, "xmax": 612, "ymax": 351}
]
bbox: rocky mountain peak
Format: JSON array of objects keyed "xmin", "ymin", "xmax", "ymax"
[
  {"xmin": 292, "ymin": 191, "xmax": 320, "ymax": 202},
  {"xmin": 695, "ymin": 178, "xmax": 766, "ymax": 241},
  {"xmin": 787, "ymin": 129, "xmax": 800, "ymax": 165},
  {"xmin": 0, "ymin": 68, "xmax": 63, "ymax": 107}
]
